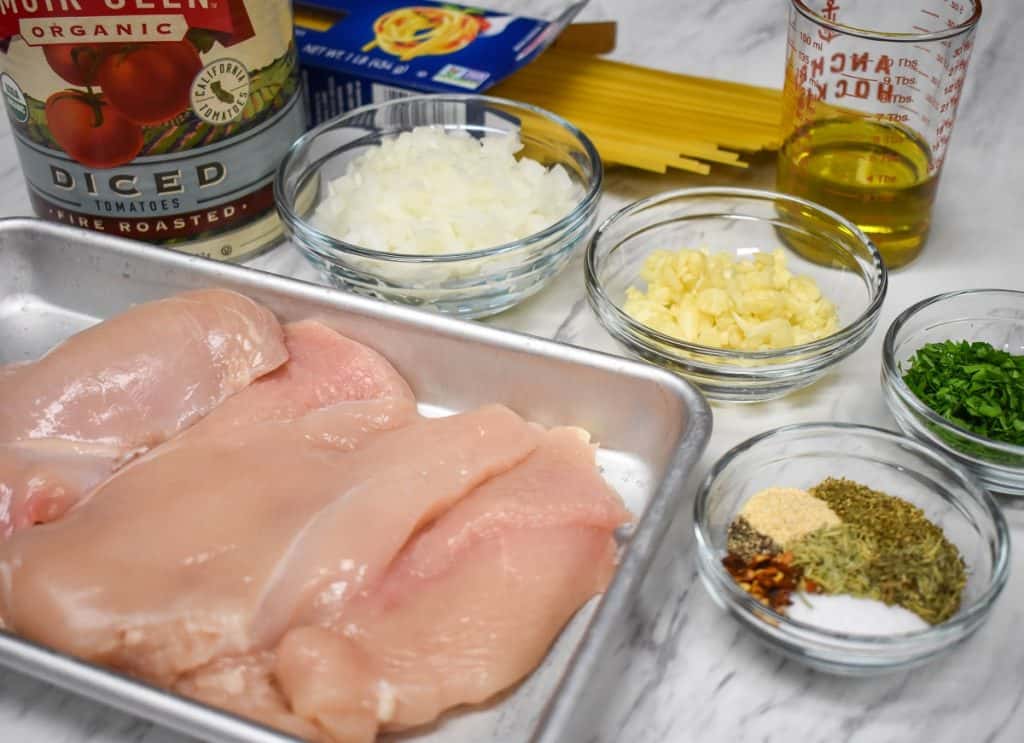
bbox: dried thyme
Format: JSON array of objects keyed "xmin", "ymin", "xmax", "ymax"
[
  {"xmin": 789, "ymin": 523, "xmax": 877, "ymax": 597},
  {"xmin": 801, "ymin": 477, "xmax": 967, "ymax": 624}
]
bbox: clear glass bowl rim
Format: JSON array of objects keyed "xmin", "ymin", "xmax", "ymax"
[
  {"xmin": 585, "ymin": 186, "xmax": 888, "ymax": 363},
  {"xmin": 693, "ymin": 421, "xmax": 1011, "ymax": 648},
  {"xmin": 882, "ymin": 287, "xmax": 1024, "ymax": 459},
  {"xmin": 273, "ymin": 93, "xmax": 603, "ymax": 264}
]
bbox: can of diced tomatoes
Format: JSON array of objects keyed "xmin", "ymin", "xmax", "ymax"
[{"xmin": 0, "ymin": 0, "xmax": 305, "ymax": 261}]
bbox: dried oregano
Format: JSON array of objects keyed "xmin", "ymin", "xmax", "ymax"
[{"xmin": 791, "ymin": 477, "xmax": 967, "ymax": 624}]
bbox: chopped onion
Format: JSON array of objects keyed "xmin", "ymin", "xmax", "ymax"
[{"xmin": 312, "ymin": 126, "xmax": 582, "ymax": 256}]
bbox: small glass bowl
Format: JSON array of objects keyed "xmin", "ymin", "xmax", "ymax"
[
  {"xmin": 584, "ymin": 187, "xmax": 887, "ymax": 402},
  {"xmin": 882, "ymin": 289, "xmax": 1024, "ymax": 496},
  {"xmin": 694, "ymin": 423, "xmax": 1010, "ymax": 676},
  {"xmin": 274, "ymin": 94, "xmax": 602, "ymax": 319}
]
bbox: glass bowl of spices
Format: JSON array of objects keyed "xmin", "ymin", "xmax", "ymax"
[
  {"xmin": 585, "ymin": 187, "xmax": 887, "ymax": 402},
  {"xmin": 882, "ymin": 289, "xmax": 1024, "ymax": 496},
  {"xmin": 694, "ymin": 423, "xmax": 1010, "ymax": 676},
  {"xmin": 275, "ymin": 94, "xmax": 602, "ymax": 320}
]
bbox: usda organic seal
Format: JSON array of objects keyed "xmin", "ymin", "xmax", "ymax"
[
  {"xmin": 1, "ymin": 73, "xmax": 28, "ymax": 124},
  {"xmin": 190, "ymin": 59, "xmax": 251, "ymax": 125}
]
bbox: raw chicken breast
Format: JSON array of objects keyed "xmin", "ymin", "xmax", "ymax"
[
  {"xmin": 0, "ymin": 404, "xmax": 539, "ymax": 686},
  {"xmin": 0, "ymin": 289, "xmax": 286, "ymax": 445},
  {"xmin": 174, "ymin": 653, "xmax": 322, "ymax": 742},
  {"xmin": 278, "ymin": 530, "xmax": 615, "ymax": 742},
  {"xmin": 0, "ymin": 289, "xmax": 287, "ymax": 538},
  {"xmin": 184, "ymin": 428, "xmax": 629, "ymax": 743},
  {"xmin": 0, "ymin": 299, "xmax": 630, "ymax": 743},
  {"xmin": 0, "ymin": 441, "xmax": 120, "ymax": 533},
  {"xmin": 191, "ymin": 319, "xmax": 414, "ymax": 433}
]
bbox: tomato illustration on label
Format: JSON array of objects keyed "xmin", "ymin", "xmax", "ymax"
[
  {"xmin": 43, "ymin": 44, "xmax": 109, "ymax": 87},
  {"xmin": 40, "ymin": 40, "xmax": 204, "ymax": 166},
  {"xmin": 97, "ymin": 41, "xmax": 204, "ymax": 125},
  {"xmin": 44, "ymin": 89, "xmax": 143, "ymax": 169},
  {"xmin": 2, "ymin": 0, "xmax": 304, "ymax": 259}
]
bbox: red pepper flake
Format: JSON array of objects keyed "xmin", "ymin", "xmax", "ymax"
[{"xmin": 722, "ymin": 551, "xmax": 805, "ymax": 612}]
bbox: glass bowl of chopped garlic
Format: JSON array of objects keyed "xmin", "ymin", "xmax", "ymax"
[
  {"xmin": 694, "ymin": 423, "xmax": 1010, "ymax": 676},
  {"xmin": 585, "ymin": 187, "xmax": 887, "ymax": 401},
  {"xmin": 883, "ymin": 289, "xmax": 1024, "ymax": 496},
  {"xmin": 275, "ymin": 94, "xmax": 602, "ymax": 319}
]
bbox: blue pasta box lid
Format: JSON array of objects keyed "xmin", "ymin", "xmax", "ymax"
[{"xmin": 294, "ymin": 1, "xmax": 586, "ymax": 94}]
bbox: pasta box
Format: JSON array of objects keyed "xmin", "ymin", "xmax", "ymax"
[{"xmin": 293, "ymin": 0, "xmax": 586, "ymax": 127}]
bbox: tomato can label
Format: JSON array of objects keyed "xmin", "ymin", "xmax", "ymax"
[{"xmin": 0, "ymin": 0, "xmax": 303, "ymax": 261}]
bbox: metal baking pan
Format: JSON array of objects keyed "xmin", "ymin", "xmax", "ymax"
[{"xmin": 0, "ymin": 218, "xmax": 711, "ymax": 743}]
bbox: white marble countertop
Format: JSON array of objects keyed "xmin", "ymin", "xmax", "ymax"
[{"xmin": 2, "ymin": 1, "xmax": 1023, "ymax": 741}]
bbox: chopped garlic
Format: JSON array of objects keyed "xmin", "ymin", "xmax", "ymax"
[{"xmin": 623, "ymin": 248, "xmax": 839, "ymax": 351}]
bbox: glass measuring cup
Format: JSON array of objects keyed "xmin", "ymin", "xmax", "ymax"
[{"xmin": 777, "ymin": 0, "xmax": 981, "ymax": 268}]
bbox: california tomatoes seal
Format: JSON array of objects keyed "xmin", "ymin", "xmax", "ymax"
[
  {"xmin": 45, "ymin": 90, "xmax": 144, "ymax": 169},
  {"xmin": 97, "ymin": 41, "xmax": 203, "ymax": 125}
]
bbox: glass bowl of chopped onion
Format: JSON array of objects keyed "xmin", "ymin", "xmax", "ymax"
[
  {"xmin": 584, "ymin": 187, "xmax": 887, "ymax": 402},
  {"xmin": 274, "ymin": 94, "xmax": 602, "ymax": 319},
  {"xmin": 694, "ymin": 423, "xmax": 1010, "ymax": 676},
  {"xmin": 882, "ymin": 289, "xmax": 1024, "ymax": 496}
]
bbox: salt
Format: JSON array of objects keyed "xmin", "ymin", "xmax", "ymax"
[{"xmin": 788, "ymin": 593, "xmax": 930, "ymax": 635}]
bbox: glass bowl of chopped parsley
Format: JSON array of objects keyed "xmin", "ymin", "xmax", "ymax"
[
  {"xmin": 883, "ymin": 289, "xmax": 1024, "ymax": 496},
  {"xmin": 694, "ymin": 423, "xmax": 1009, "ymax": 675}
]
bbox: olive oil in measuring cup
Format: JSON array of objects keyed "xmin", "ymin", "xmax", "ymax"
[
  {"xmin": 778, "ymin": 0, "xmax": 982, "ymax": 269},
  {"xmin": 777, "ymin": 118, "xmax": 937, "ymax": 268}
]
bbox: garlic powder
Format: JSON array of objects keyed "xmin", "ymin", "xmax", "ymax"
[{"xmin": 740, "ymin": 487, "xmax": 841, "ymax": 547}]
